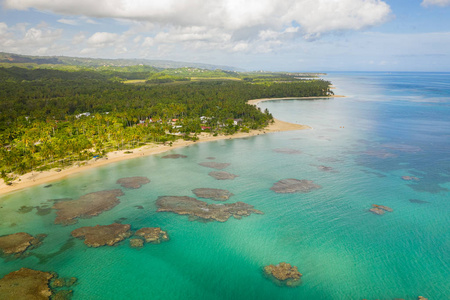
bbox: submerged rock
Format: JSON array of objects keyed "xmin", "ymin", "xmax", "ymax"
[
  {"xmin": 129, "ymin": 238, "xmax": 144, "ymax": 248},
  {"xmin": 270, "ymin": 179, "xmax": 321, "ymax": 194},
  {"xmin": 135, "ymin": 227, "xmax": 169, "ymax": 243},
  {"xmin": 192, "ymin": 188, "xmax": 234, "ymax": 201},
  {"xmin": 199, "ymin": 162, "xmax": 230, "ymax": 169},
  {"xmin": 402, "ymin": 176, "xmax": 420, "ymax": 181},
  {"xmin": 206, "ymin": 157, "xmax": 216, "ymax": 160},
  {"xmin": 52, "ymin": 290, "xmax": 73, "ymax": 300},
  {"xmin": 18, "ymin": 205, "xmax": 34, "ymax": 214},
  {"xmin": 50, "ymin": 277, "xmax": 77, "ymax": 288},
  {"xmin": 114, "ymin": 217, "xmax": 128, "ymax": 224},
  {"xmin": 0, "ymin": 232, "xmax": 43, "ymax": 255},
  {"xmin": 317, "ymin": 157, "xmax": 342, "ymax": 163},
  {"xmin": 35, "ymin": 206, "xmax": 52, "ymax": 216},
  {"xmin": 370, "ymin": 204, "xmax": 393, "ymax": 215},
  {"xmin": 363, "ymin": 150, "xmax": 397, "ymax": 159},
  {"xmin": 0, "ymin": 268, "xmax": 76, "ymax": 299},
  {"xmin": 369, "ymin": 208, "xmax": 385, "ymax": 215},
  {"xmin": 381, "ymin": 143, "xmax": 422, "ymax": 153},
  {"xmin": 52, "ymin": 189, "xmax": 124, "ymax": 225},
  {"xmin": 418, "ymin": 296, "xmax": 428, "ymax": 300},
  {"xmin": 315, "ymin": 165, "xmax": 338, "ymax": 173},
  {"xmin": 116, "ymin": 176, "xmax": 150, "ymax": 189},
  {"xmin": 372, "ymin": 204, "xmax": 393, "ymax": 212},
  {"xmin": 0, "ymin": 268, "xmax": 54, "ymax": 299},
  {"xmin": 156, "ymin": 196, "xmax": 263, "ymax": 222},
  {"xmin": 264, "ymin": 262, "xmax": 302, "ymax": 287},
  {"xmin": 208, "ymin": 171, "xmax": 238, "ymax": 180},
  {"xmin": 17, "ymin": 205, "xmax": 52, "ymax": 216},
  {"xmin": 71, "ymin": 223, "xmax": 132, "ymax": 247},
  {"xmin": 273, "ymin": 148, "xmax": 302, "ymax": 154},
  {"xmin": 162, "ymin": 154, "xmax": 188, "ymax": 159},
  {"xmin": 409, "ymin": 199, "xmax": 430, "ymax": 204}
]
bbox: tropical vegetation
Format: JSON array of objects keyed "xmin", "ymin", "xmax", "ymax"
[{"xmin": 0, "ymin": 62, "xmax": 333, "ymax": 184}]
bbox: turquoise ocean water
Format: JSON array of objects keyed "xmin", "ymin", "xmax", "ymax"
[{"xmin": 0, "ymin": 72, "xmax": 449, "ymax": 300}]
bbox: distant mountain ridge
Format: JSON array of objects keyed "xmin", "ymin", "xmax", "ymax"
[{"xmin": 0, "ymin": 52, "xmax": 243, "ymax": 71}]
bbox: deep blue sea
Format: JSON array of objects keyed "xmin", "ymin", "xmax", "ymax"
[{"xmin": 1, "ymin": 72, "xmax": 449, "ymax": 300}]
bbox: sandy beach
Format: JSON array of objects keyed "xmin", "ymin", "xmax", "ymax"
[{"xmin": 0, "ymin": 96, "xmax": 342, "ymax": 197}]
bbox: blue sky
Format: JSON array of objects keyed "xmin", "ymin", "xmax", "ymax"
[{"xmin": 0, "ymin": 0, "xmax": 449, "ymax": 71}]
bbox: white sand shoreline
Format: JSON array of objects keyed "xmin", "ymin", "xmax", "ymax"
[{"xmin": 0, "ymin": 95, "xmax": 343, "ymax": 197}]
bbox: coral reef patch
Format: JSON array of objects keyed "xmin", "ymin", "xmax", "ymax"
[
  {"xmin": 71, "ymin": 223, "xmax": 132, "ymax": 247},
  {"xmin": 192, "ymin": 188, "xmax": 234, "ymax": 201},
  {"xmin": 53, "ymin": 189, "xmax": 123, "ymax": 225},
  {"xmin": 116, "ymin": 176, "xmax": 150, "ymax": 189},
  {"xmin": 156, "ymin": 196, "xmax": 263, "ymax": 222},
  {"xmin": 271, "ymin": 179, "xmax": 321, "ymax": 193},
  {"xmin": 208, "ymin": 171, "xmax": 238, "ymax": 180},
  {"xmin": 264, "ymin": 262, "xmax": 302, "ymax": 287},
  {"xmin": 199, "ymin": 162, "xmax": 230, "ymax": 169}
]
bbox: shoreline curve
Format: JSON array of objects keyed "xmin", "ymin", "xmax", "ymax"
[{"xmin": 0, "ymin": 95, "xmax": 342, "ymax": 197}]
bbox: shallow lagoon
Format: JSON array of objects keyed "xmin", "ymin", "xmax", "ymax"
[{"xmin": 1, "ymin": 72, "xmax": 449, "ymax": 299}]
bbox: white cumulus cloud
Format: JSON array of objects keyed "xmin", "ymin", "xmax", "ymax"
[
  {"xmin": 87, "ymin": 32, "xmax": 119, "ymax": 48},
  {"xmin": 3, "ymin": 0, "xmax": 392, "ymax": 38},
  {"xmin": 421, "ymin": 0, "xmax": 450, "ymax": 6}
]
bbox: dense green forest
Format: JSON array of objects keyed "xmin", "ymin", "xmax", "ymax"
[
  {"xmin": 0, "ymin": 51, "xmax": 240, "ymax": 71},
  {"xmin": 0, "ymin": 64, "xmax": 332, "ymax": 183}
]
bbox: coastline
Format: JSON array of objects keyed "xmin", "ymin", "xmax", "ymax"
[
  {"xmin": 0, "ymin": 96, "xmax": 343, "ymax": 197},
  {"xmin": 247, "ymin": 95, "xmax": 345, "ymax": 106}
]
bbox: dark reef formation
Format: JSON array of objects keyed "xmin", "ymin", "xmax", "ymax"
[
  {"xmin": 50, "ymin": 277, "xmax": 77, "ymax": 288},
  {"xmin": 52, "ymin": 189, "xmax": 123, "ymax": 225},
  {"xmin": 381, "ymin": 143, "xmax": 422, "ymax": 153},
  {"xmin": 156, "ymin": 196, "xmax": 263, "ymax": 222},
  {"xmin": 71, "ymin": 223, "xmax": 132, "ymax": 247},
  {"xmin": 116, "ymin": 176, "xmax": 150, "ymax": 189},
  {"xmin": 71, "ymin": 224, "xmax": 169, "ymax": 248},
  {"xmin": 18, "ymin": 204, "xmax": 53, "ymax": 216},
  {"xmin": 0, "ymin": 268, "xmax": 53, "ymax": 299},
  {"xmin": 162, "ymin": 154, "xmax": 187, "ymax": 159},
  {"xmin": 315, "ymin": 165, "xmax": 338, "ymax": 173},
  {"xmin": 363, "ymin": 150, "xmax": 397, "ymax": 159},
  {"xmin": 273, "ymin": 148, "xmax": 302, "ymax": 154},
  {"xmin": 0, "ymin": 268, "xmax": 76, "ymax": 300},
  {"xmin": 0, "ymin": 232, "xmax": 45, "ymax": 255},
  {"xmin": 264, "ymin": 262, "xmax": 302, "ymax": 287},
  {"xmin": 208, "ymin": 171, "xmax": 238, "ymax": 180},
  {"xmin": 270, "ymin": 179, "xmax": 321, "ymax": 193},
  {"xmin": 17, "ymin": 205, "xmax": 34, "ymax": 214},
  {"xmin": 409, "ymin": 199, "xmax": 430, "ymax": 204},
  {"xmin": 192, "ymin": 188, "xmax": 234, "ymax": 201},
  {"xmin": 199, "ymin": 162, "xmax": 230, "ymax": 169}
]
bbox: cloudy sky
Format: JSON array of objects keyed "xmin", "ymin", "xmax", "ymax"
[{"xmin": 1, "ymin": 0, "xmax": 449, "ymax": 71}]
